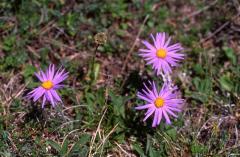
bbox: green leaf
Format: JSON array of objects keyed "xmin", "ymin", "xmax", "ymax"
[
  {"xmin": 60, "ymin": 139, "xmax": 69, "ymax": 156},
  {"xmin": 69, "ymin": 134, "xmax": 91, "ymax": 156},
  {"xmin": 132, "ymin": 143, "xmax": 146, "ymax": 157},
  {"xmin": 0, "ymin": 151, "xmax": 11, "ymax": 157},
  {"xmin": 191, "ymin": 141, "xmax": 208, "ymax": 154},
  {"xmin": 46, "ymin": 140, "xmax": 61, "ymax": 153},
  {"xmin": 193, "ymin": 64, "xmax": 204, "ymax": 75},
  {"xmin": 23, "ymin": 65, "xmax": 37, "ymax": 78},
  {"xmin": 109, "ymin": 90, "xmax": 125, "ymax": 118},
  {"xmin": 166, "ymin": 128, "xmax": 177, "ymax": 140},
  {"xmin": 146, "ymin": 134, "xmax": 151, "ymax": 153},
  {"xmin": 148, "ymin": 147, "xmax": 161, "ymax": 157},
  {"xmin": 79, "ymin": 146, "xmax": 88, "ymax": 157},
  {"xmin": 223, "ymin": 47, "xmax": 237, "ymax": 65},
  {"xmin": 219, "ymin": 74, "xmax": 234, "ymax": 92},
  {"xmin": 192, "ymin": 77, "xmax": 212, "ymax": 103},
  {"xmin": 93, "ymin": 63, "xmax": 100, "ymax": 82},
  {"xmin": 3, "ymin": 35, "xmax": 16, "ymax": 52},
  {"xmin": 79, "ymin": 134, "xmax": 91, "ymax": 145},
  {"xmin": 113, "ymin": 133, "xmax": 125, "ymax": 144}
]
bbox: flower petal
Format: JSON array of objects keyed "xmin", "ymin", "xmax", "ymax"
[
  {"xmin": 42, "ymin": 95, "xmax": 46, "ymax": 108},
  {"xmin": 163, "ymin": 109, "xmax": 171, "ymax": 124},
  {"xmin": 165, "ymin": 107, "xmax": 178, "ymax": 118},
  {"xmin": 135, "ymin": 104, "xmax": 152, "ymax": 110},
  {"xmin": 50, "ymin": 89, "xmax": 62, "ymax": 102},
  {"xmin": 152, "ymin": 109, "xmax": 159, "ymax": 127},
  {"xmin": 46, "ymin": 90, "xmax": 56, "ymax": 107},
  {"xmin": 157, "ymin": 110, "xmax": 163, "ymax": 125},
  {"xmin": 142, "ymin": 40, "xmax": 156, "ymax": 51},
  {"xmin": 143, "ymin": 108, "xmax": 155, "ymax": 121}
]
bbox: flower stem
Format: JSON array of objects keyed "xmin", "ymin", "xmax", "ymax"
[{"xmin": 91, "ymin": 44, "xmax": 99, "ymax": 80}]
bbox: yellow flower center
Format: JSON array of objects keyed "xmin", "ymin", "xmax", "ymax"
[
  {"xmin": 154, "ymin": 97, "xmax": 165, "ymax": 108},
  {"xmin": 42, "ymin": 80, "xmax": 54, "ymax": 90},
  {"xmin": 156, "ymin": 48, "xmax": 167, "ymax": 58}
]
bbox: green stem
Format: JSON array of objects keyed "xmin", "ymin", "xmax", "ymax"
[{"xmin": 91, "ymin": 44, "xmax": 99, "ymax": 80}]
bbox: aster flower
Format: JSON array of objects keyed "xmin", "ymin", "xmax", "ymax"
[
  {"xmin": 139, "ymin": 32, "xmax": 184, "ymax": 75},
  {"xmin": 27, "ymin": 64, "xmax": 68, "ymax": 108},
  {"xmin": 135, "ymin": 81, "xmax": 184, "ymax": 127}
]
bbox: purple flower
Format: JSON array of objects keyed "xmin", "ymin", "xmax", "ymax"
[
  {"xmin": 136, "ymin": 81, "xmax": 184, "ymax": 127},
  {"xmin": 27, "ymin": 64, "xmax": 68, "ymax": 108},
  {"xmin": 139, "ymin": 32, "xmax": 184, "ymax": 75}
]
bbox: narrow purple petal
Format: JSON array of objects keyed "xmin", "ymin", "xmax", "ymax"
[
  {"xmin": 157, "ymin": 110, "xmax": 162, "ymax": 125},
  {"xmin": 143, "ymin": 108, "xmax": 155, "ymax": 121},
  {"xmin": 155, "ymin": 33, "xmax": 160, "ymax": 48},
  {"xmin": 48, "ymin": 64, "xmax": 55, "ymax": 80},
  {"xmin": 152, "ymin": 110, "xmax": 159, "ymax": 127},
  {"xmin": 50, "ymin": 89, "xmax": 62, "ymax": 102},
  {"xmin": 156, "ymin": 33, "xmax": 160, "ymax": 45},
  {"xmin": 145, "ymin": 107, "xmax": 154, "ymax": 115},
  {"xmin": 135, "ymin": 104, "xmax": 152, "ymax": 110},
  {"xmin": 35, "ymin": 72, "xmax": 44, "ymax": 82},
  {"xmin": 27, "ymin": 87, "xmax": 42, "ymax": 98},
  {"xmin": 151, "ymin": 34, "xmax": 158, "ymax": 49},
  {"xmin": 167, "ymin": 43, "xmax": 182, "ymax": 52},
  {"xmin": 137, "ymin": 93, "xmax": 153, "ymax": 103},
  {"xmin": 163, "ymin": 37, "xmax": 171, "ymax": 48},
  {"xmin": 46, "ymin": 90, "xmax": 56, "ymax": 107},
  {"xmin": 52, "ymin": 69, "xmax": 68, "ymax": 85},
  {"xmin": 158, "ymin": 32, "xmax": 165, "ymax": 48},
  {"xmin": 166, "ymin": 106, "xmax": 181, "ymax": 112},
  {"xmin": 139, "ymin": 49, "xmax": 154, "ymax": 53},
  {"xmin": 42, "ymin": 96, "xmax": 46, "ymax": 108},
  {"xmin": 141, "ymin": 89, "xmax": 155, "ymax": 100},
  {"xmin": 53, "ymin": 84, "xmax": 65, "ymax": 89},
  {"xmin": 143, "ymin": 83, "xmax": 156, "ymax": 98},
  {"xmin": 142, "ymin": 40, "xmax": 156, "ymax": 51},
  {"xmin": 40, "ymin": 70, "xmax": 47, "ymax": 81},
  {"xmin": 162, "ymin": 109, "xmax": 171, "ymax": 124},
  {"xmin": 159, "ymin": 83, "xmax": 168, "ymax": 96},
  {"xmin": 150, "ymin": 81, "xmax": 158, "ymax": 97},
  {"xmin": 33, "ymin": 87, "xmax": 45, "ymax": 102},
  {"xmin": 165, "ymin": 107, "xmax": 178, "ymax": 118},
  {"xmin": 162, "ymin": 60, "xmax": 172, "ymax": 74}
]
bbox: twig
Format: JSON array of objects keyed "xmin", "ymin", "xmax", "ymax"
[
  {"xmin": 94, "ymin": 123, "xmax": 119, "ymax": 155},
  {"xmin": 43, "ymin": 38, "xmax": 79, "ymax": 52},
  {"xmin": 0, "ymin": 16, "xmax": 16, "ymax": 22},
  {"xmin": 61, "ymin": 129, "xmax": 80, "ymax": 156},
  {"xmin": 119, "ymin": 12, "xmax": 152, "ymax": 89},
  {"xmin": 53, "ymin": 120, "xmax": 81, "ymax": 132},
  {"xmin": 232, "ymin": 0, "xmax": 240, "ymax": 12},
  {"xmin": 114, "ymin": 141, "xmax": 132, "ymax": 157},
  {"xmin": 183, "ymin": 0, "xmax": 218, "ymax": 20},
  {"xmin": 119, "ymin": 5, "xmax": 157, "ymax": 90},
  {"xmin": 201, "ymin": 12, "xmax": 240, "ymax": 43},
  {"xmin": 196, "ymin": 116, "xmax": 218, "ymax": 138},
  {"xmin": 235, "ymin": 125, "xmax": 239, "ymax": 145},
  {"xmin": 27, "ymin": 45, "xmax": 41, "ymax": 59},
  {"xmin": 218, "ymin": 144, "xmax": 240, "ymax": 154},
  {"xmin": 6, "ymin": 131, "xmax": 18, "ymax": 153},
  {"xmin": 121, "ymin": 5, "xmax": 157, "ymax": 75},
  {"xmin": 88, "ymin": 107, "xmax": 107, "ymax": 157},
  {"xmin": 2, "ymin": 83, "xmax": 28, "ymax": 105},
  {"xmin": 39, "ymin": 0, "xmax": 75, "ymax": 35},
  {"xmin": 157, "ymin": 132, "xmax": 178, "ymax": 156},
  {"xmin": 200, "ymin": 21, "xmax": 230, "ymax": 43},
  {"xmin": 121, "ymin": 15, "xmax": 149, "ymax": 74},
  {"xmin": 62, "ymin": 105, "xmax": 87, "ymax": 112}
]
